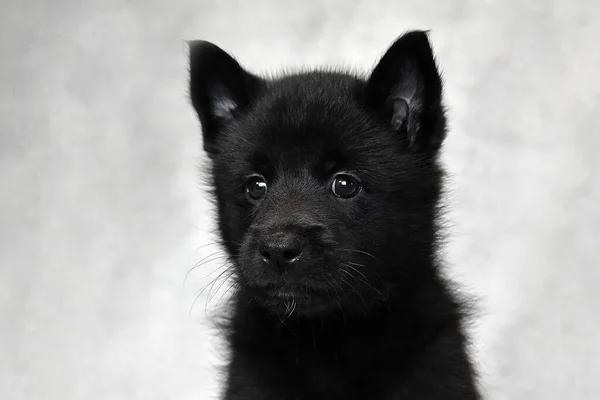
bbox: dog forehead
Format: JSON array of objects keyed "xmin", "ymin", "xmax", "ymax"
[
  {"xmin": 248, "ymin": 112, "xmax": 356, "ymax": 171},
  {"xmin": 219, "ymin": 73, "xmax": 397, "ymax": 170},
  {"xmin": 250, "ymin": 89, "xmax": 368, "ymax": 151}
]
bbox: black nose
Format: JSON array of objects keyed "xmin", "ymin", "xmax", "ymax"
[{"xmin": 259, "ymin": 231, "xmax": 303, "ymax": 269}]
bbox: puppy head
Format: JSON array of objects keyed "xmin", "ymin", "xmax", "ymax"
[{"xmin": 189, "ymin": 32, "xmax": 447, "ymax": 316}]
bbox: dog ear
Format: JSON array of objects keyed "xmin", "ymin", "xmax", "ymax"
[
  {"xmin": 188, "ymin": 41, "xmax": 264, "ymax": 154},
  {"xmin": 366, "ymin": 31, "xmax": 446, "ymax": 152}
]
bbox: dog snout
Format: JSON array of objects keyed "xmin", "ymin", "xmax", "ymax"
[{"xmin": 259, "ymin": 231, "xmax": 303, "ymax": 271}]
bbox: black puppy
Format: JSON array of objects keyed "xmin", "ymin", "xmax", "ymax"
[{"xmin": 189, "ymin": 31, "xmax": 481, "ymax": 400}]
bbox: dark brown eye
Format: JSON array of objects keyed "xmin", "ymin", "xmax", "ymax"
[
  {"xmin": 331, "ymin": 174, "xmax": 361, "ymax": 198},
  {"xmin": 245, "ymin": 176, "xmax": 267, "ymax": 200}
]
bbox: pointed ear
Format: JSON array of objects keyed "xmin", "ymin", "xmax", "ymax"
[
  {"xmin": 188, "ymin": 41, "xmax": 263, "ymax": 154},
  {"xmin": 366, "ymin": 31, "xmax": 446, "ymax": 152}
]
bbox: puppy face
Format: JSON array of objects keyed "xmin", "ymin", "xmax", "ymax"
[{"xmin": 189, "ymin": 32, "xmax": 447, "ymax": 315}]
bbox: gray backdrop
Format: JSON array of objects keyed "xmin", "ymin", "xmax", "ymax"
[{"xmin": 1, "ymin": 0, "xmax": 598, "ymax": 399}]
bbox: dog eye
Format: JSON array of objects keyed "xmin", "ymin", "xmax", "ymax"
[
  {"xmin": 331, "ymin": 174, "xmax": 361, "ymax": 198},
  {"xmin": 245, "ymin": 176, "xmax": 267, "ymax": 200}
]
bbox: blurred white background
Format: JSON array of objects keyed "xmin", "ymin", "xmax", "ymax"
[{"xmin": 1, "ymin": 0, "xmax": 599, "ymax": 399}]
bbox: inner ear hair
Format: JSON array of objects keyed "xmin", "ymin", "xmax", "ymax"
[
  {"xmin": 390, "ymin": 98, "xmax": 409, "ymax": 131},
  {"xmin": 208, "ymin": 85, "xmax": 238, "ymax": 120}
]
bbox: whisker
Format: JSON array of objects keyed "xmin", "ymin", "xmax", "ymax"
[
  {"xmin": 206, "ymin": 270, "xmax": 237, "ymax": 306},
  {"xmin": 339, "ymin": 265, "xmax": 368, "ymax": 307},
  {"xmin": 342, "ymin": 249, "xmax": 379, "ymax": 260},
  {"xmin": 189, "ymin": 266, "xmax": 236, "ymax": 317},
  {"xmin": 195, "ymin": 242, "xmax": 224, "ymax": 253},
  {"xmin": 344, "ymin": 260, "xmax": 386, "ymax": 287},
  {"xmin": 205, "ymin": 270, "xmax": 237, "ymax": 316},
  {"xmin": 341, "ymin": 263, "xmax": 387, "ymax": 300},
  {"xmin": 183, "ymin": 254, "xmax": 230, "ymax": 286},
  {"xmin": 194, "ymin": 267, "xmax": 234, "ymax": 301},
  {"xmin": 194, "ymin": 239, "xmax": 243, "ymax": 253},
  {"xmin": 280, "ymin": 297, "xmax": 297, "ymax": 323},
  {"xmin": 215, "ymin": 281, "xmax": 239, "ymax": 307},
  {"xmin": 339, "ymin": 274, "xmax": 368, "ymax": 309}
]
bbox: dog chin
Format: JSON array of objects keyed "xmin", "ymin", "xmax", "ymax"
[{"xmin": 245, "ymin": 282, "xmax": 344, "ymax": 316}]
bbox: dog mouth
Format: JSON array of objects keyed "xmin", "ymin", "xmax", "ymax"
[
  {"xmin": 263, "ymin": 282, "xmax": 321, "ymax": 297},
  {"xmin": 238, "ymin": 255, "xmax": 367, "ymax": 313},
  {"xmin": 248, "ymin": 281, "xmax": 332, "ymax": 303},
  {"xmin": 249, "ymin": 284, "xmax": 341, "ymax": 316}
]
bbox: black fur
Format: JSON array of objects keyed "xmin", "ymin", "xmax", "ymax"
[{"xmin": 189, "ymin": 31, "xmax": 481, "ymax": 400}]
